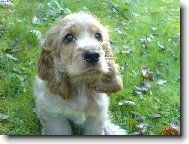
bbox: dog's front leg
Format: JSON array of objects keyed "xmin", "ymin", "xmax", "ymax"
[
  {"xmin": 82, "ymin": 117, "xmax": 105, "ymax": 135},
  {"xmin": 41, "ymin": 114, "xmax": 72, "ymax": 135}
]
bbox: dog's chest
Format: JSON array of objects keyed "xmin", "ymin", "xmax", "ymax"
[{"xmin": 65, "ymin": 84, "xmax": 104, "ymax": 124}]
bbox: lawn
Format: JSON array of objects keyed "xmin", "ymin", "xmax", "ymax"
[{"xmin": 0, "ymin": 0, "xmax": 180, "ymax": 135}]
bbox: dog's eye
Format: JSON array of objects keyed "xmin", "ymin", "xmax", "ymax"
[
  {"xmin": 64, "ymin": 33, "xmax": 76, "ymax": 43},
  {"xmin": 95, "ymin": 33, "xmax": 102, "ymax": 41}
]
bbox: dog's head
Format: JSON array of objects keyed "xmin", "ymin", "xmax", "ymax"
[{"xmin": 38, "ymin": 13, "xmax": 123, "ymax": 99}]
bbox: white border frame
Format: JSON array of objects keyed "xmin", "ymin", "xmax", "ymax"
[{"xmin": 0, "ymin": 1, "xmax": 188, "ymax": 144}]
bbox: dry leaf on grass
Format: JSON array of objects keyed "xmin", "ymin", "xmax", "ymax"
[
  {"xmin": 0, "ymin": 113, "xmax": 9, "ymax": 120},
  {"xmin": 170, "ymin": 117, "xmax": 180, "ymax": 133},
  {"xmin": 136, "ymin": 123, "xmax": 148, "ymax": 133},
  {"xmin": 133, "ymin": 86, "xmax": 143, "ymax": 96},
  {"xmin": 141, "ymin": 66, "xmax": 153, "ymax": 80},
  {"xmin": 119, "ymin": 100, "xmax": 136, "ymax": 106},
  {"xmin": 32, "ymin": 16, "xmax": 40, "ymax": 25},
  {"xmin": 6, "ymin": 54, "xmax": 18, "ymax": 61},
  {"xmin": 151, "ymin": 114, "xmax": 161, "ymax": 121},
  {"xmin": 141, "ymin": 81, "xmax": 151, "ymax": 92},
  {"xmin": 0, "ymin": 0, "xmax": 13, "ymax": 6},
  {"xmin": 157, "ymin": 80, "xmax": 167, "ymax": 85},
  {"xmin": 151, "ymin": 27, "xmax": 158, "ymax": 31},
  {"xmin": 130, "ymin": 111, "xmax": 146, "ymax": 121},
  {"xmin": 158, "ymin": 41, "xmax": 166, "ymax": 50}
]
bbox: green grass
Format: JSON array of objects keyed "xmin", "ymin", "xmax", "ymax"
[{"xmin": 0, "ymin": 0, "xmax": 180, "ymax": 135}]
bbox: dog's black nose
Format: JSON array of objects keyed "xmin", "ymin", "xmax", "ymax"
[{"xmin": 82, "ymin": 50, "xmax": 100, "ymax": 63}]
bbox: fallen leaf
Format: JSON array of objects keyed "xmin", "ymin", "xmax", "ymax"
[
  {"xmin": 133, "ymin": 86, "xmax": 143, "ymax": 96},
  {"xmin": 53, "ymin": 0, "xmax": 62, "ymax": 10},
  {"xmin": 149, "ymin": 34, "xmax": 155, "ymax": 39},
  {"xmin": 157, "ymin": 80, "xmax": 167, "ymax": 85},
  {"xmin": 153, "ymin": 97, "xmax": 161, "ymax": 103},
  {"xmin": 154, "ymin": 69, "xmax": 162, "ymax": 79},
  {"xmin": 142, "ymin": 43, "xmax": 149, "ymax": 48},
  {"xmin": 41, "ymin": 16, "xmax": 47, "ymax": 22},
  {"xmin": 0, "ymin": 113, "xmax": 9, "ymax": 120},
  {"xmin": 0, "ymin": 24, "xmax": 5, "ymax": 36},
  {"xmin": 120, "ymin": 66, "xmax": 125, "ymax": 73},
  {"xmin": 120, "ymin": 50, "xmax": 132, "ymax": 54},
  {"xmin": 131, "ymin": 70, "xmax": 137, "ymax": 76},
  {"xmin": 140, "ymin": 34, "xmax": 155, "ymax": 44},
  {"xmin": 82, "ymin": 6, "xmax": 89, "ymax": 12},
  {"xmin": 136, "ymin": 123, "xmax": 148, "ymax": 133},
  {"xmin": 132, "ymin": 12, "xmax": 139, "ymax": 17},
  {"xmin": 120, "ymin": 63, "xmax": 128, "ymax": 73},
  {"xmin": 157, "ymin": 127, "xmax": 180, "ymax": 135},
  {"xmin": 115, "ymin": 28, "xmax": 122, "ymax": 34},
  {"xmin": 151, "ymin": 114, "xmax": 161, "ymax": 120},
  {"xmin": 0, "ymin": 0, "xmax": 13, "ymax": 6},
  {"xmin": 36, "ymin": 3, "xmax": 44, "ymax": 10},
  {"xmin": 158, "ymin": 41, "xmax": 166, "ymax": 50},
  {"xmin": 133, "ymin": 86, "xmax": 143, "ymax": 92},
  {"xmin": 32, "ymin": 16, "xmax": 40, "ymax": 25},
  {"xmin": 140, "ymin": 37, "xmax": 146, "ymax": 43},
  {"xmin": 119, "ymin": 100, "xmax": 136, "ymax": 106},
  {"xmin": 11, "ymin": 46, "xmax": 20, "ymax": 53},
  {"xmin": 137, "ymin": 115, "xmax": 146, "ymax": 121},
  {"xmin": 141, "ymin": 81, "xmax": 151, "ymax": 92},
  {"xmin": 28, "ymin": 60, "xmax": 34, "ymax": 65},
  {"xmin": 170, "ymin": 128, "xmax": 180, "ymax": 135},
  {"xmin": 112, "ymin": 8, "xmax": 117, "ymax": 13},
  {"xmin": 62, "ymin": 8, "xmax": 71, "ymax": 14},
  {"xmin": 47, "ymin": 2, "xmax": 55, "ymax": 9},
  {"xmin": 151, "ymin": 27, "xmax": 158, "ymax": 31},
  {"xmin": 155, "ymin": 61, "xmax": 163, "ymax": 67},
  {"xmin": 30, "ymin": 29, "xmax": 42, "ymax": 39},
  {"xmin": 141, "ymin": 66, "xmax": 153, "ymax": 80},
  {"xmin": 6, "ymin": 54, "xmax": 18, "ymax": 61},
  {"xmin": 5, "ymin": 46, "xmax": 20, "ymax": 54},
  {"xmin": 147, "ymin": 37, "xmax": 152, "ymax": 42},
  {"xmin": 170, "ymin": 117, "xmax": 180, "ymax": 133},
  {"xmin": 124, "ymin": 63, "xmax": 129, "ymax": 68},
  {"xmin": 130, "ymin": 111, "xmax": 146, "ymax": 121}
]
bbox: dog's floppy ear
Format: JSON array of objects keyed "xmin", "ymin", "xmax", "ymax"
[
  {"xmin": 38, "ymin": 26, "xmax": 71, "ymax": 99},
  {"xmin": 38, "ymin": 49, "xmax": 53, "ymax": 81},
  {"xmin": 91, "ymin": 42, "xmax": 123, "ymax": 93}
]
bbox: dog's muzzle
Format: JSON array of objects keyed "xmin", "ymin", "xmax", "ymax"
[{"xmin": 82, "ymin": 50, "xmax": 100, "ymax": 63}]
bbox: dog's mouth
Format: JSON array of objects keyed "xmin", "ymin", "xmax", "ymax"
[
  {"xmin": 86, "ymin": 67, "xmax": 98, "ymax": 72},
  {"xmin": 81, "ymin": 61, "xmax": 108, "ymax": 78},
  {"xmin": 69, "ymin": 72, "xmax": 101, "ymax": 84},
  {"xmin": 66, "ymin": 60, "xmax": 108, "ymax": 82},
  {"xmin": 85, "ymin": 64, "xmax": 106, "ymax": 74},
  {"xmin": 68, "ymin": 67, "xmax": 103, "ymax": 83},
  {"xmin": 84, "ymin": 68, "xmax": 101, "ymax": 76}
]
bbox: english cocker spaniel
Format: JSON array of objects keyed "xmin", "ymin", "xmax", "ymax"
[{"xmin": 33, "ymin": 13, "xmax": 126, "ymax": 135}]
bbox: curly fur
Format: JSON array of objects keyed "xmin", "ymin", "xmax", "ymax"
[{"xmin": 33, "ymin": 13, "xmax": 126, "ymax": 135}]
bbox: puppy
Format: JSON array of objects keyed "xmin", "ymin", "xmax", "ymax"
[{"xmin": 33, "ymin": 13, "xmax": 126, "ymax": 135}]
